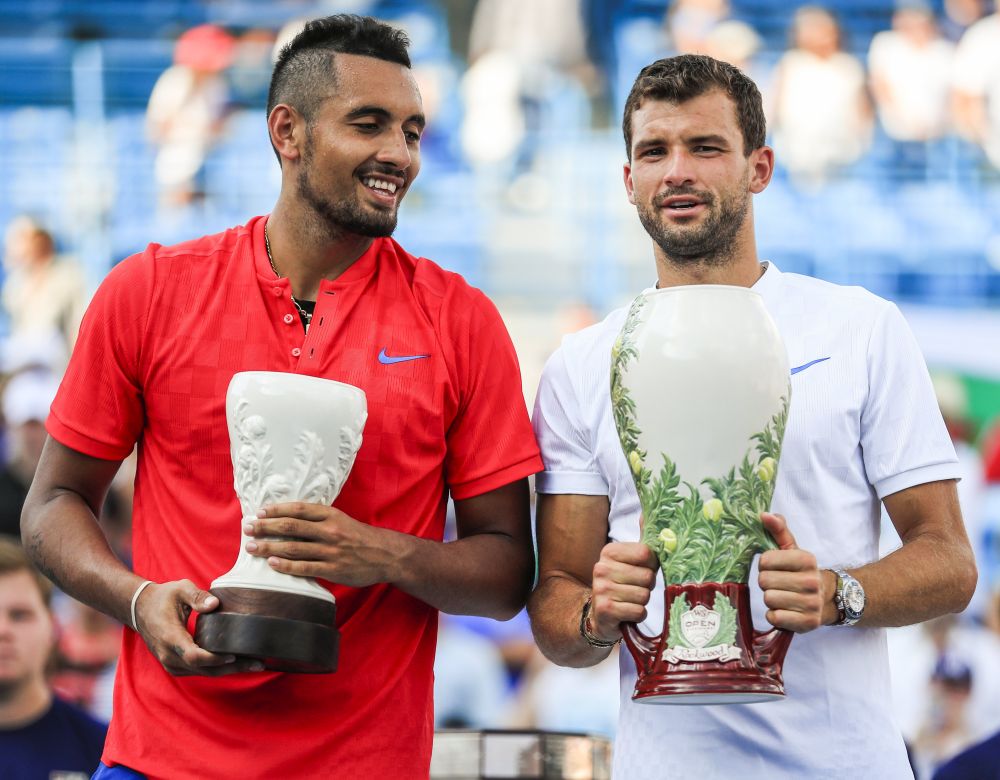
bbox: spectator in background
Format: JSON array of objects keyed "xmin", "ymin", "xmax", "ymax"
[
  {"xmin": 664, "ymin": 0, "xmax": 732, "ymax": 55},
  {"xmin": 146, "ymin": 24, "xmax": 235, "ymax": 209},
  {"xmin": 461, "ymin": 0, "xmax": 595, "ymax": 180},
  {"xmin": 0, "ymin": 371, "xmax": 60, "ymax": 539},
  {"xmin": 1, "ymin": 216, "xmax": 87, "ymax": 351},
  {"xmin": 934, "ymin": 729, "xmax": 1000, "ymax": 779},
  {"xmin": 868, "ymin": 3, "xmax": 955, "ymax": 181},
  {"xmin": 913, "ymin": 654, "xmax": 979, "ymax": 777},
  {"xmin": 702, "ymin": 20, "xmax": 764, "ymax": 78},
  {"xmin": 50, "ymin": 599, "xmax": 122, "ymax": 717},
  {"xmin": 0, "ymin": 536, "xmax": 107, "ymax": 779},
  {"xmin": 930, "ymin": 591, "xmax": 1000, "ymax": 778},
  {"xmin": 770, "ymin": 5, "xmax": 872, "ymax": 186},
  {"xmin": 434, "ymin": 615, "xmax": 509, "ymax": 728},
  {"xmin": 941, "ymin": 0, "xmax": 987, "ymax": 42},
  {"xmin": 952, "ymin": 0, "xmax": 1000, "ymax": 170}
]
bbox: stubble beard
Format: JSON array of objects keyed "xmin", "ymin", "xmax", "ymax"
[
  {"xmin": 297, "ymin": 136, "xmax": 399, "ymax": 239},
  {"xmin": 636, "ymin": 174, "xmax": 751, "ymax": 269}
]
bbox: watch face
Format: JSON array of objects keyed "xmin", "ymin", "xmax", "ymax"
[{"xmin": 844, "ymin": 581, "xmax": 865, "ymax": 616}]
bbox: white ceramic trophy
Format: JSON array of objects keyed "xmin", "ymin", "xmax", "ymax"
[
  {"xmin": 194, "ymin": 371, "xmax": 367, "ymax": 673},
  {"xmin": 611, "ymin": 285, "xmax": 793, "ymax": 703}
]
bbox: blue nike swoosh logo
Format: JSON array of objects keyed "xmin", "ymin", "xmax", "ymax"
[
  {"xmin": 790, "ymin": 357, "xmax": 830, "ymax": 375},
  {"xmin": 378, "ymin": 348, "xmax": 430, "ymax": 365}
]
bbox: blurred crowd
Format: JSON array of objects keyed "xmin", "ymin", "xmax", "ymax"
[
  {"xmin": 3, "ymin": 1, "xmax": 1000, "ymax": 778},
  {"xmin": 135, "ymin": 0, "xmax": 1000, "ymax": 213},
  {"xmin": 67, "ymin": 0, "xmax": 1000, "ymax": 223}
]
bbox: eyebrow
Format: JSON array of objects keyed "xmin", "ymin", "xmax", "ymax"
[
  {"xmin": 635, "ymin": 133, "xmax": 732, "ymax": 151},
  {"xmin": 687, "ymin": 134, "xmax": 731, "ymax": 147},
  {"xmin": 344, "ymin": 105, "xmax": 426, "ymax": 129}
]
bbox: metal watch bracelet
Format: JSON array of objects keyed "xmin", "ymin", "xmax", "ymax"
[{"xmin": 579, "ymin": 595, "xmax": 620, "ymax": 648}]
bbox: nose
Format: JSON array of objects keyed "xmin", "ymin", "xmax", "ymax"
[
  {"xmin": 375, "ymin": 129, "xmax": 412, "ymax": 171},
  {"xmin": 662, "ymin": 150, "xmax": 696, "ymax": 188}
]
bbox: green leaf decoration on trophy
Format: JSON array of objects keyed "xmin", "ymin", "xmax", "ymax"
[
  {"xmin": 667, "ymin": 593, "xmax": 691, "ymax": 648},
  {"xmin": 710, "ymin": 592, "xmax": 738, "ymax": 646},
  {"xmin": 611, "ymin": 294, "xmax": 791, "ymax": 586}
]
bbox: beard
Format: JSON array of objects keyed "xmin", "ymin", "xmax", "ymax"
[
  {"xmin": 297, "ymin": 137, "xmax": 399, "ymax": 239},
  {"xmin": 636, "ymin": 175, "xmax": 750, "ymax": 266}
]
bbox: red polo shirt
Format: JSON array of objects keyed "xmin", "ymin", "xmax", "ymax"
[{"xmin": 47, "ymin": 216, "xmax": 542, "ymax": 779}]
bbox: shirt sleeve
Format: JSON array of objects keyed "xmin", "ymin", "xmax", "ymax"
[
  {"xmin": 47, "ymin": 249, "xmax": 153, "ymax": 461},
  {"xmin": 860, "ymin": 302, "xmax": 959, "ymax": 499},
  {"xmin": 532, "ymin": 346, "xmax": 609, "ymax": 496},
  {"xmin": 444, "ymin": 286, "xmax": 542, "ymax": 500}
]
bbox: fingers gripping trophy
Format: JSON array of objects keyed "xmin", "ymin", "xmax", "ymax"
[
  {"xmin": 195, "ymin": 371, "xmax": 367, "ymax": 673},
  {"xmin": 611, "ymin": 285, "xmax": 793, "ymax": 703}
]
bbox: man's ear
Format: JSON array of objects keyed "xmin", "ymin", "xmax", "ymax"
[
  {"xmin": 268, "ymin": 104, "xmax": 305, "ymax": 164},
  {"xmin": 624, "ymin": 161, "xmax": 636, "ymax": 206},
  {"xmin": 749, "ymin": 146, "xmax": 775, "ymax": 194}
]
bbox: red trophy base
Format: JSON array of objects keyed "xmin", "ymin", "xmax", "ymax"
[
  {"xmin": 194, "ymin": 587, "xmax": 338, "ymax": 674},
  {"xmin": 622, "ymin": 582, "xmax": 792, "ymax": 705}
]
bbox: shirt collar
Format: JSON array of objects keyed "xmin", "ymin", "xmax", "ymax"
[
  {"xmin": 751, "ymin": 260, "xmax": 781, "ymax": 301},
  {"xmin": 644, "ymin": 261, "xmax": 782, "ymax": 297}
]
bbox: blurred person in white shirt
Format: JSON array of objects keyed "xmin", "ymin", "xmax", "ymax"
[
  {"xmin": 952, "ymin": 0, "xmax": 1000, "ymax": 169},
  {"xmin": 1, "ymin": 217, "xmax": 86, "ymax": 351},
  {"xmin": 770, "ymin": 6, "xmax": 873, "ymax": 186},
  {"xmin": 868, "ymin": 3, "xmax": 955, "ymax": 180}
]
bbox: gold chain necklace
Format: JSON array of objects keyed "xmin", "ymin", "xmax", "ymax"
[{"xmin": 264, "ymin": 225, "xmax": 313, "ymax": 325}]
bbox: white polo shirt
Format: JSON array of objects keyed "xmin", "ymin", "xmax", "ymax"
[{"xmin": 533, "ymin": 263, "xmax": 959, "ymax": 779}]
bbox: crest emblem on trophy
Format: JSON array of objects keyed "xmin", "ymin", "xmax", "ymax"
[
  {"xmin": 195, "ymin": 371, "xmax": 367, "ymax": 673},
  {"xmin": 610, "ymin": 285, "xmax": 793, "ymax": 703}
]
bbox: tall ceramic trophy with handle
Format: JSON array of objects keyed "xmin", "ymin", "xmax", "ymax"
[
  {"xmin": 194, "ymin": 371, "xmax": 367, "ymax": 673},
  {"xmin": 611, "ymin": 285, "xmax": 792, "ymax": 703}
]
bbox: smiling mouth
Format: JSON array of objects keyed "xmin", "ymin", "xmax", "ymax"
[{"xmin": 359, "ymin": 174, "xmax": 403, "ymax": 206}]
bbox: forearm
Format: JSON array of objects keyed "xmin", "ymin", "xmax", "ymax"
[
  {"xmin": 384, "ymin": 529, "xmax": 533, "ymax": 620},
  {"xmin": 830, "ymin": 533, "xmax": 976, "ymax": 628},
  {"xmin": 527, "ymin": 574, "xmax": 611, "ymax": 668},
  {"xmin": 22, "ymin": 488, "xmax": 142, "ymax": 627}
]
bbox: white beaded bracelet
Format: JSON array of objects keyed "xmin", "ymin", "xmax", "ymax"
[{"xmin": 129, "ymin": 579, "xmax": 154, "ymax": 632}]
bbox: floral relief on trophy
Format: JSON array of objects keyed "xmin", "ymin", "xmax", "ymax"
[{"xmin": 233, "ymin": 398, "xmax": 364, "ymax": 515}]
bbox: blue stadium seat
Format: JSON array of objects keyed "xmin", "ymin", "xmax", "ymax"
[
  {"xmin": 101, "ymin": 39, "xmax": 174, "ymax": 110},
  {"xmin": 0, "ymin": 38, "xmax": 73, "ymax": 106}
]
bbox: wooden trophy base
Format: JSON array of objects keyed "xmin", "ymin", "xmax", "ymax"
[{"xmin": 194, "ymin": 587, "xmax": 338, "ymax": 673}]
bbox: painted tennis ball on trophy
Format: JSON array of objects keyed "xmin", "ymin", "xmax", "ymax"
[
  {"xmin": 702, "ymin": 498, "xmax": 723, "ymax": 522},
  {"xmin": 658, "ymin": 528, "xmax": 678, "ymax": 554},
  {"xmin": 628, "ymin": 451, "xmax": 643, "ymax": 477},
  {"xmin": 757, "ymin": 457, "xmax": 776, "ymax": 482}
]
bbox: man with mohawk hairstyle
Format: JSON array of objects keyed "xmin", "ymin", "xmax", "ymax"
[{"xmin": 22, "ymin": 15, "xmax": 541, "ymax": 779}]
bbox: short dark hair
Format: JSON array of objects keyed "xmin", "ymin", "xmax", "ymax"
[
  {"xmin": 0, "ymin": 535, "xmax": 53, "ymax": 609},
  {"xmin": 266, "ymin": 14, "xmax": 412, "ymax": 124},
  {"xmin": 622, "ymin": 54, "xmax": 766, "ymax": 160}
]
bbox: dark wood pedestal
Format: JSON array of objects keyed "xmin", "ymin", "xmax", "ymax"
[{"xmin": 194, "ymin": 586, "xmax": 338, "ymax": 673}]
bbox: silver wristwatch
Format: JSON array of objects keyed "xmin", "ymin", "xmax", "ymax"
[{"xmin": 831, "ymin": 568, "xmax": 866, "ymax": 626}]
